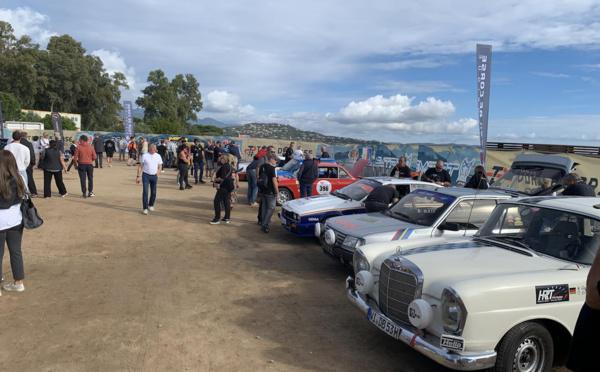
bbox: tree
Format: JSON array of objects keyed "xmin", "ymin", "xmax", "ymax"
[
  {"xmin": 40, "ymin": 115, "xmax": 77, "ymax": 130},
  {"xmin": 0, "ymin": 91, "xmax": 21, "ymax": 120},
  {"xmin": 136, "ymin": 69, "xmax": 202, "ymax": 133},
  {"xmin": 187, "ymin": 124, "xmax": 223, "ymax": 136}
]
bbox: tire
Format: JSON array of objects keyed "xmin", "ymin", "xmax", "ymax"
[
  {"xmin": 277, "ymin": 188, "xmax": 293, "ymax": 205},
  {"xmin": 494, "ymin": 322, "xmax": 554, "ymax": 372}
]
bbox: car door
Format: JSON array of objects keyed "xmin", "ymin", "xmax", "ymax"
[
  {"xmin": 432, "ymin": 199, "xmax": 498, "ymax": 238},
  {"xmin": 313, "ymin": 166, "xmax": 338, "ymax": 195}
]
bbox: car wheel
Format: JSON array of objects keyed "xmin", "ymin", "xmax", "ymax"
[
  {"xmin": 495, "ymin": 322, "xmax": 554, "ymax": 372},
  {"xmin": 277, "ymin": 188, "xmax": 293, "ymax": 205}
]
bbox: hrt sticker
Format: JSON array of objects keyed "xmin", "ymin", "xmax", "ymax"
[{"xmin": 535, "ymin": 284, "xmax": 569, "ymax": 304}]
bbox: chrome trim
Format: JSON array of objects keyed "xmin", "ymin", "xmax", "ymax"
[
  {"xmin": 346, "ymin": 277, "xmax": 496, "ymax": 371},
  {"xmin": 379, "ymin": 256, "xmax": 425, "ymax": 324}
]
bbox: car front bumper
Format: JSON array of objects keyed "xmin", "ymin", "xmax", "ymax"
[{"xmin": 345, "ymin": 277, "xmax": 497, "ymax": 371}]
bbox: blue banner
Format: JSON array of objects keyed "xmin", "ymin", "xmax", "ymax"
[{"xmin": 123, "ymin": 101, "xmax": 134, "ymax": 139}]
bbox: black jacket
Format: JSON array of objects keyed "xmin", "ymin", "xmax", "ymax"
[
  {"xmin": 20, "ymin": 138, "xmax": 36, "ymax": 166},
  {"xmin": 563, "ymin": 183, "xmax": 596, "ymax": 197},
  {"xmin": 298, "ymin": 159, "xmax": 319, "ymax": 184},
  {"xmin": 464, "ymin": 174, "xmax": 489, "ymax": 189},
  {"xmin": 0, "ymin": 178, "xmax": 22, "ymax": 209},
  {"xmin": 390, "ymin": 165, "xmax": 412, "ymax": 178}
]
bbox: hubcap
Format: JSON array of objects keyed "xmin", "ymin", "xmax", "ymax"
[
  {"xmin": 513, "ymin": 337, "xmax": 543, "ymax": 372},
  {"xmin": 278, "ymin": 191, "xmax": 290, "ymax": 204}
]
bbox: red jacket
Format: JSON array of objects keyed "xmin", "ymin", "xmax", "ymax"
[{"xmin": 73, "ymin": 142, "xmax": 97, "ymax": 165}]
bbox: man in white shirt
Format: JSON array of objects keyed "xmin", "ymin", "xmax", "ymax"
[
  {"xmin": 4, "ymin": 131, "xmax": 31, "ymax": 188},
  {"xmin": 136, "ymin": 144, "xmax": 163, "ymax": 215}
]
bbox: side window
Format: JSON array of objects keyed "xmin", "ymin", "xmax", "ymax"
[
  {"xmin": 445, "ymin": 200, "xmax": 497, "ymax": 229},
  {"xmin": 319, "ymin": 167, "xmax": 338, "ymax": 179},
  {"xmin": 338, "ymin": 168, "xmax": 350, "ymax": 179}
]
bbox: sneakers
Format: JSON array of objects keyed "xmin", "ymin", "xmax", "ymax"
[
  {"xmin": 148, "ymin": 206, "xmax": 155, "ymax": 211},
  {"xmin": 185, "ymin": 185, "xmax": 193, "ymax": 189},
  {"xmin": 82, "ymin": 193, "xmax": 87, "ymax": 198},
  {"xmin": 179, "ymin": 186, "xmax": 184, "ymax": 190},
  {"xmin": 261, "ymin": 226, "xmax": 270, "ymax": 233},
  {"xmin": 221, "ymin": 218, "xmax": 231, "ymax": 224},
  {"xmin": 61, "ymin": 193, "xmax": 68, "ymax": 198},
  {"xmin": 209, "ymin": 218, "xmax": 220, "ymax": 225},
  {"xmin": 88, "ymin": 192, "xmax": 95, "ymax": 197},
  {"xmin": 2, "ymin": 282, "xmax": 25, "ymax": 292},
  {"xmin": 142, "ymin": 209, "xmax": 149, "ymax": 215}
]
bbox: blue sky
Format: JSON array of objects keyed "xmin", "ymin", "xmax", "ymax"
[{"xmin": 2, "ymin": 1, "xmax": 600, "ymax": 145}]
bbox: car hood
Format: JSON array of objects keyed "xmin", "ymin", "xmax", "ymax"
[
  {"xmin": 327, "ymin": 213, "xmax": 423, "ymax": 237},
  {"xmin": 283, "ymin": 195, "xmax": 361, "ymax": 215},
  {"xmin": 388, "ymin": 239, "xmax": 579, "ymax": 298}
]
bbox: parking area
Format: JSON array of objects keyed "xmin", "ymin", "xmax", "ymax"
[{"xmin": 0, "ymin": 162, "xmax": 565, "ymax": 371}]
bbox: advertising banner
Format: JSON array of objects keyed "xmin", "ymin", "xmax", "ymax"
[
  {"xmin": 0, "ymin": 100, "xmax": 4, "ymax": 139},
  {"xmin": 123, "ymin": 101, "xmax": 134, "ymax": 139},
  {"xmin": 51, "ymin": 112, "xmax": 64, "ymax": 148},
  {"xmin": 476, "ymin": 44, "xmax": 492, "ymax": 166}
]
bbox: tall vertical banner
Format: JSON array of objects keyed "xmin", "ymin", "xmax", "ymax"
[
  {"xmin": 0, "ymin": 100, "xmax": 4, "ymax": 139},
  {"xmin": 123, "ymin": 101, "xmax": 134, "ymax": 139},
  {"xmin": 51, "ymin": 112, "xmax": 65, "ymax": 150},
  {"xmin": 476, "ymin": 44, "xmax": 492, "ymax": 166}
]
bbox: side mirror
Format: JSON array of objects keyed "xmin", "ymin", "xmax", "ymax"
[{"xmin": 438, "ymin": 222, "xmax": 461, "ymax": 231}]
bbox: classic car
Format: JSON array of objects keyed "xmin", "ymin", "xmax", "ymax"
[
  {"xmin": 320, "ymin": 188, "xmax": 512, "ymax": 264},
  {"xmin": 279, "ymin": 177, "xmax": 439, "ymax": 237},
  {"xmin": 348, "ymin": 196, "xmax": 600, "ymax": 371},
  {"xmin": 276, "ymin": 159, "xmax": 364, "ymax": 205}
]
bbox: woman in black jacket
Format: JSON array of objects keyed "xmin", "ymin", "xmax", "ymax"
[
  {"xmin": 464, "ymin": 165, "xmax": 489, "ymax": 190},
  {"xmin": 40, "ymin": 140, "xmax": 68, "ymax": 198},
  {"xmin": 0, "ymin": 150, "xmax": 27, "ymax": 294}
]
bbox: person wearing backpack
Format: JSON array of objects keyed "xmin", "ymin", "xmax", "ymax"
[
  {"xmin": 297, "ymin": 153, "xmax": 319, "ymax": 197},
  {"xmin": 257, "ymin": 154, "xmax": 279, "ymax": 233},
  {"xmin": 210, "ymin": 155, "xmax": 235, "ymax": 224}
]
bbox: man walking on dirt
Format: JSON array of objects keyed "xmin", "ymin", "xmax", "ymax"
[
  {"xmin": 258, "ymin": 154, "xmax": 279, "ymax": 233},
  {"xmin": 92, "ymin": 134, "xmax": 104, "ymax": 168},
  {"xmin": 136, "ymin": 144, "xmax": 163, "ymax": 215},
  {"xmin": 73, "ymin": 135, "xmax": 97, "ymax": 198}
]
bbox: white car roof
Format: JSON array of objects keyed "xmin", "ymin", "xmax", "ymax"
[
  {"xmin": 503, "ymin": 196, "xmax": 600, "ymax": 218},
  {"xmin": 364, "ymin": 177, "xmax": 438, "ymax": 187}
]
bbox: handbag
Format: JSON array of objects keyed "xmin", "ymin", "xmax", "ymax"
[{"xmin": 21, "ymin": 195, "xmax": 44, "ymax": 229}]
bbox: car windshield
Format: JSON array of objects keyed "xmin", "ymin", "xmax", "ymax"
[
  {"xmin": 491, "ymin": 166, "xmax": 565, "ymax": 195},
  {"xmin": 477, "ymin": 203, "xmax": 600, "ymax": 265},
  {"xmin": 336, "ymin": 179, "xmax": 380, "ymax": 201},
  {"xmin": 387, "ymin": 190, "xmax": 456, "ymax": 226}
]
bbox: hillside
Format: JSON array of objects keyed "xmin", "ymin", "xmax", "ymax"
[{"xmin": 222, "ymin": 123, "xmax": 378, "ymax": 144}]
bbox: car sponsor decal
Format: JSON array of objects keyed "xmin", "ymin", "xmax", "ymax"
[
  {"xmin": 316, "ymin": 180, "xmax": 332, "ymax": 195},
  {"xmin": 535, "ymin": 284, "xmax": 569, "ymax": 304},
  {"xmin": 391, "ymin": 228, "xmax": 413, "ymax": 241},
  {"xmin": 440, "ymin": 335, "xmax": 465, "ymax": 352},
  {"xmin": 399, "ymin": 241, "xmax": 483, "ymax": 256}
]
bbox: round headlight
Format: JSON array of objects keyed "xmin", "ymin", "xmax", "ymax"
[
  {"xmin": 314, "ymin": 223, "xmax": 322, "ymax": 237},
  {"xmin": 353, "ymin": 250, "xmax": 370, "ymax": 274},
  {"xmin": 323, "ymin": 229, "xmax": 336, "ymax": 245},
  {"xmin": 355, "ymin": 270, "xmax": 374, "ymax": 295},
  {"xmin": 408, "ymin": 299, "xmax": 433, "ymax": 329}
]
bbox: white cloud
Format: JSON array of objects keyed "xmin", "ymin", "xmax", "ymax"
[
  {"xmin": 327, "ymin": 94, "xmax": 455, "ymax": 124},
  {"xmin": 0, "ymin": 7, "xmax": 56, "ymax": 46},
  {"xmin": 204, "ymin": 90, "xmax": 255, "ymax": 119},
  {"xmin": 531, "ymin": 71, "xmax": 570, "ymax": 78},
  {"xmin": 91, "ymin": 49, "xmax": 137, "ymax": 90},
  {"xmin": 372, "ymin": 58, "xmax": 449, "ymax": 71}
]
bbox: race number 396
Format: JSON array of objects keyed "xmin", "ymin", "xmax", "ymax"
[{"xmin": 316, "ymin": 180, "xmax": 332, "ymax": 195}]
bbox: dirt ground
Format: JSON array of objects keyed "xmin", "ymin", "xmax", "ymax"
[{"xmin": 0, "ymin": 161, "xmax": 561, "ymax": 372}]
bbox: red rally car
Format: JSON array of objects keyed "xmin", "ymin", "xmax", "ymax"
[{"xmin": 276, "ymin": 159, "xmax": 367, "ymax": 204}]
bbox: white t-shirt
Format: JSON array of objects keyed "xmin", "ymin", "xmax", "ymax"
[
  {"xmin": 0, "ymin": 203, "xmax": 22, "ymax": 231},
  {"xmin": 4, "ymin": 142, "xmax": 30, "ymax": 171},
  {"xmin": 141, "ymin": 153, "xmax": 163, "ymax": 175}
]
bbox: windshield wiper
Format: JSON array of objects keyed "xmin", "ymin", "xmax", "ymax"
[
  {"xmin": 334, "ymin": 190, "xmax": 350, "ymax": 200},
  {"xmin": 388, "ymin": 210, "xmax": 414, "ymax": 223},
  {"xmin": 476, "ymin": 236, "xmax": 535, "ymax": 256}
]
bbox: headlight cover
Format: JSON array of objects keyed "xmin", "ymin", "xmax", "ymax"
[
  {"xmin": 344, "ymin": 236, "xmax": 366, "ymax": 249},
  {"xmin": 353, "ymin": 249, "xmax": 370, "ymax": 274},
  {"xmin": 441, "ymin": 288, "xmax": 467, "ymax": 335}
]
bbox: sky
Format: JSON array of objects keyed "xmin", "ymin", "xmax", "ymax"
[{"xmin": 2, "ymin": 1, "xmax": 600, "ymax": 145}]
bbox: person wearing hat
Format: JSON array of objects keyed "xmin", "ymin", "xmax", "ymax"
[{"xmin": 562, "ymin": 173, "xmax": 595, "ymax": 196}]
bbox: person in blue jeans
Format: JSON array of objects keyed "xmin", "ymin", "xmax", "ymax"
[
  {"xmin": 136, "ymin": 144, "xmax": 163, "ymax": 215},
  {"xmin": 245, "ymin": 156, "xmax": 262, "ymax": 206},
  {"xmin": 297, "ymin": 153, "xmax": 318, "ymax": 198}
]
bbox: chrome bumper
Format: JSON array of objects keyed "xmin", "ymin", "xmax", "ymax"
[{"xmin": 345, "ymin": 277, "xmax": 497, "ymax": 371}]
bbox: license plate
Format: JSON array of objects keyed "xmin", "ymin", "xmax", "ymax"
[
  {"xmin": 368, "ymin": 308, "xmax": 402, "ymax": 340},
  {"xmin": 440, "ymin": 334, "xmax": 465, "ymax": 352}
]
